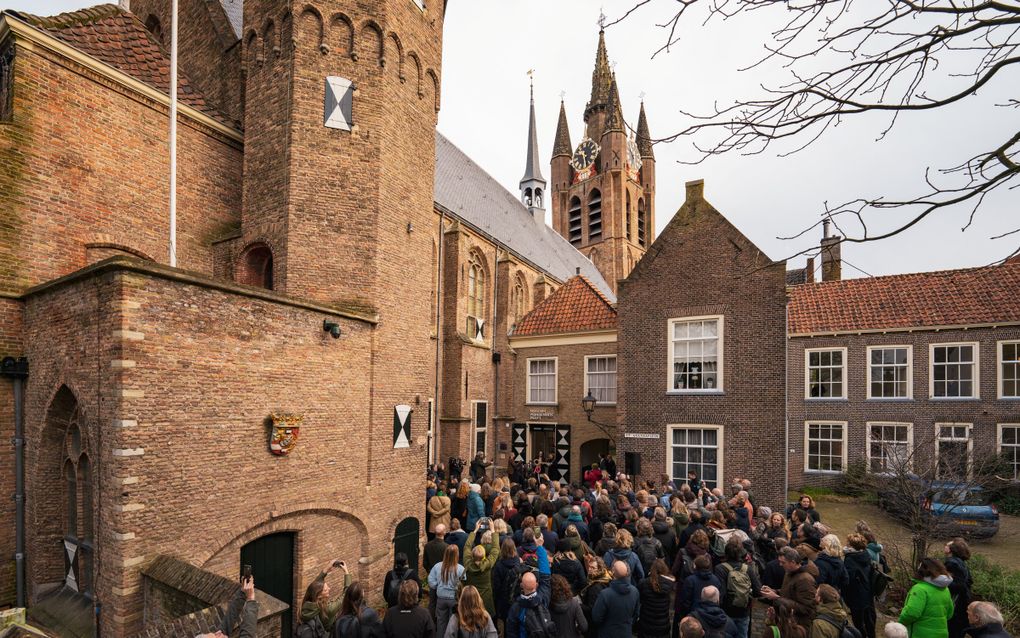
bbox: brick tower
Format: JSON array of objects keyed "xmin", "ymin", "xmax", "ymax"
[{"xmin": 549, "ymin": 30, "xmax": 655, "ymax": 293}]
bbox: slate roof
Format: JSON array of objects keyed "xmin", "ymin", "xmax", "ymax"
[
  {"xmin": 435, "ymin": 132, "xmax": 615, "ymax": 299},
  {"xmin": 786, "ymin": 267, "xmax": 808, "ymax": 286},
  {"xmin": 9, "ymin": 4, "xmax": 232, "ymax": 126},
  {"xmin": 513, "ymin": 276, "xmax": 617, "ymax": 337},
  {"xmin": 788, "ymin": 260, "xmax": 1020, "ymax": 335},
  {"xmin": 218, "ymin": 0, "xmax": 243, "ymax": 39}
]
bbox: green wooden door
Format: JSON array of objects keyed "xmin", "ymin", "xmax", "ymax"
[{"xmin": 241, "ymin": 532, "xmax": 295, "ymax": 638}]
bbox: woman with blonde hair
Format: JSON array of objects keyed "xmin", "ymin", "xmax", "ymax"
[
  {"xmin": 428, "ymin": 544, "xmax": 465, "ymax": 637},
  {"xmin": 443, "ymin": 585, "xmax": 496, "ymax": 638},
  {"xmin": 602, "ymin": 528, "xmax": 644, "ymax": 586},
  {"xmin": 815, "ymin": 533, "xmax": 849, "ymax": 595}
]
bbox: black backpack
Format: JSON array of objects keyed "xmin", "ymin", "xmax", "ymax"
[
  {"xmin": 295, "ymin": 617, "xmax": 328, "ymax": 638},
  {"xmin": 386, "ymin": 568, "xmax": 414, "ymax": 606},
  {"xmin": 522, "ymin": 604, "xmax": 558, "ymax": 638},
  {"xmin": 506, "ymin": 562, "xmax": 536, "ymax": 609},
  {"xmin": 633, "ymin": 537, "xmax": 661, "ymax": 573},
  {"xmin": 817, "ymin": 614, "xmax": 864, "ymax": 638}
]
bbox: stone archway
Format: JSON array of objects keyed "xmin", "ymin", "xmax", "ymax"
[{"xmin": 580, "ymin": 438, "xmax": 611, "ymax": 475}]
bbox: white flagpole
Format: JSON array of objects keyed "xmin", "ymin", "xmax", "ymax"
[{"xmin": 168, "ymin": 0, "xmax": 179, "ymax": 267}]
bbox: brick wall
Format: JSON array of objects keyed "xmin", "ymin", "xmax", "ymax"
[
  {"xmin": 618, "ymin": 181, "xmax": 788, "ymax": 509},
  {"xmin": 788, "ymin": 325, "xmax": 1020, "ymax": 490}
]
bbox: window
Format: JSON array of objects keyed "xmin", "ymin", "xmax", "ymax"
[
  {"xmin": 999, "ymin": 341, "xmax": 1020, "ymax": 399},
  {"xmin": 669, "ymin": 316, "xmax": 723, "ymax": 392},
  {"xmin": 637, "ymin": 198, "xmax": 647, "ymax": 247},
  {"xmin": 805, "ymin": 422, "xmax": 847, "ymax": 473},
  {"xmin": 0, "ymin": 46, "xmax": 13, "ymax": 122},
  {"xmin": 588, "ymin": 190, "xmax": 603, "ymax": 241},
  {"xmin": 585, "ymin": 356, "xmax": 618, "ymax": 404},
  {"xmin": 668, "ymin": 426, "xmax": 722, "ymax": 489},
  {"xmin": 472, "ymin": 401, "xmax": 488, "ymax": 458},
  {"xmin": 527, "ymin": 358, "xmax": 557, "ymax": 404},
  {"xmin": 936, "ymin": 424, "xmax": 972, "ymax": 479},
  {"xmin": 931, "ymin": 343, "xmax": 978, "ymax": 398},
  {"xmin": 427, "ymin": 398, "xmax": 435, "ymax": 465},
  {"xmin": 511, "ymin": 274, "xmax": 528, "ymax": 327},
  {"xmin": 868, "ymin": 346, "xmax": 911, "ymax": 399},
  {"xmin": 466, "ymin": 254, "xmax": 486, "ymax": 340},
  {"xmin": 868, "ymin": 422, "xmax": 912, "ymax": 473},
  {"xmin": 568, "ymin": 197, "xmax": 582, "ymax": 245},
  {"xmin": 806, "ymin": 348, "xmax": 846, "ymax": 399},
  {"xmin": 626, "ymin": 191, "xmax": 632, "ymax": 242},
  {"xmin": 998, "ymin": 424, "xmax": 1020, "ymax": 480}
]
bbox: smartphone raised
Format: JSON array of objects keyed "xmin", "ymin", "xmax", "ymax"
[{"xmin": 242, "ymin": 564, "xmax": 252, "ymax": 581}]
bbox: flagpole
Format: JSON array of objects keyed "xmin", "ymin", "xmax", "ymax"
[{"xmin": 168, "ymin": 0, "xmax": 179, "ymax": 267}]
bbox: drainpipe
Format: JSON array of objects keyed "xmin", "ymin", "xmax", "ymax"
[
  {"xmin": 490, "ymin": 245, "xmax": 500, "ymax": 482},
  {"xmin": 433, "ymin": 212, "xmax": 445, "ymax": 468},
  {"xmin": 784, "ymin": 302, "xmax": 790, "ymax": 505},
  {"xmin": 1, "ymin": 356, "xmax": 29, "ymax": 608}
]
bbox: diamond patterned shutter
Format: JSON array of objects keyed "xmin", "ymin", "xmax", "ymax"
[{"xmin": 324, "ymin": 77, "xmax": 354, "ymax": 130}]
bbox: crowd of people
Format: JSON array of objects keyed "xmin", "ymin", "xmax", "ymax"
[{"xmin": 284, "ymin": 457, "xmax": 1011, "ymax": 638}]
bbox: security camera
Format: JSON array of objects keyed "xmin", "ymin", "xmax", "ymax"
[{"xmin": 323, "ymin": 320, "xmax": 341, "ymax": 339}]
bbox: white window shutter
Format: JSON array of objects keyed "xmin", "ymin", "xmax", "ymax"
[{"xmin": 324, "ymin": 76, "xmax": 354, "ymax": 131}]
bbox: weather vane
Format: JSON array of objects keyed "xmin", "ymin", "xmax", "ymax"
[
  {"xmin": 598, "ymin": 6, "xmax": 607, "ymax": 30},
  {"xmin": 560, "ymin": 90, "xmax": 567, "ymax": 100},
  {"xmin": 639, "ymin": 91, "xmax": 647, "ymax": 101}
]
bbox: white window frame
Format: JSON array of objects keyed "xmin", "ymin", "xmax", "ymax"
[
  {"xmin": 526, "ymin": 357, "xmax": 558, "ymax": 405},
  {"xmin": 998, "ymin": 340, "xmax": 1020, "ymax": 400},
  {"xmin": 997, "ymin": 423, "xmax": 1020, "ymax": 481},
  {"xmin": 804, "ymin": 421, "xmax": 849, "ymax": 474},
  {"xmin": 667, "ymin": 315, "xmax": 725, "ymax": 394},
  {"xmin": 866, "ymin": 345, "xmax": 913, "ymax": 400},
  {"xmin": 427, "ymin": 398, "xmax": 435, "ymax": 465},
  {"xmin": 929, "ymin": 342, "xmax": 980, "ymax": 399},
  {"xmin": 584, "ymin": 355, "xmax": 618, "ymax": 405},
  {"xmin": 935, "ymin": 423, "xmax": 973, "ymax": 480},
  {"xmin": 804, "ymin": 347, "xmax": 849, "ymax": 400},
  {"xmin": 471, "ymin": 400, "xmax": 488, "ymax": 458},
  {"xmin": 866, "ymin": 422, "xmax": 913, "ymax": 473},
  {"xmin": 667, "ymin": 424, "xmax": 724, "ymax": 490}
]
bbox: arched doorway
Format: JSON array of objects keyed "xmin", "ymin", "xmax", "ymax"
[
  {"xmin": 392, "ymin": 517, "xmax": 420, "ymax": 574},
  {"xmin": 236, "ymin": 243, "xmax": 274, "ymax": 290},
  {"xmin": 241, "ymin": 533, "xmax": 295, "ymax": 638},
  {"xmin": 580, "ymin": 438, "xmax": 611, "ymax": 475}
]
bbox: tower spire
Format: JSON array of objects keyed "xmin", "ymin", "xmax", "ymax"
[
  {"xmin": 636, "ymin": 100, "xmax": 654, "ymax": 158},
  {"xmin": 605, "ymin": 74, "xmax": 624, "ymax": 132},
  {"xmin": 553, "ymin": 99, "xmax": 572, "ymax": 158},
  {"xmin": 520, "ymin": 71, "xmax": 547, "ymax": 212},
  {"xmin": 587, "ymin": 30, "xmax": 613, "ymax": 115}
]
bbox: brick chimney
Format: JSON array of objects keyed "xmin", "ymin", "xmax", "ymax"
[
  {"xmin": 820, "ymin": 218, "xmax": 841, "ymax": 282},
  {"xmin": 805, "ymin": 257, "xmax": 816, "ymax": 284}
]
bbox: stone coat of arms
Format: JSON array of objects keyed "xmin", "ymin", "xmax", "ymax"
[{"xmin": 269, "ymin": 414, "xmax": 302, "ymax": 456}]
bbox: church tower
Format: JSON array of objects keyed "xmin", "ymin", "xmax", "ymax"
[
  {"xmin": 549, "ymin": 30, "xmax": 655, "ymax": 293},
  {"xmin": 520, "ymin": 79, "xmax": 546, "ymax": 215}
]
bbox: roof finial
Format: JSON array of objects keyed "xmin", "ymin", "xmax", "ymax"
[
  {"xmin": 527, "ymin": 69, "xmax": 535, "ymax": 101},
  {"xmin": 598, "ymin": 6, "xmax": 607, "ymax": 31},
  {"xmin": 560, "ymin": 90, "xmax": 567, "ymax": 102},
  {"xmin": 639, "ymin": 90, "xmax": 646, "ymax": 102}
]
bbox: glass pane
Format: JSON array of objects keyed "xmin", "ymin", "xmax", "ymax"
[
  {"xmin": 832, "ymin": 351, "xmax": 843, "ymax": 365},
  {"xmin": 674, "ymin": 322, "xmax": 688, "ymax": 340},
  {"xmin": 704, "ymin": 320, "xmax": 718, "ymax": 337},
  {"xmin": 871, "ymin": 350, "xmax": 883, "ymax": 365},
  {"xmin": 935, "ymin": 347, "xmax": 947, "ymax": 363},
  {"xmin": 809, "ymin": 352, "xmax": 820, "ymax": 366},
  {"xmin": 703, "ymin": 429, "xmax": 717, "ymax": 446},
  {"xmin": 896, "ymin": 349, "xmax": 908, "ymax": 364},
  {"xmin": 690, "ymin": 322, "xmax": 703, "ymax": 338}
]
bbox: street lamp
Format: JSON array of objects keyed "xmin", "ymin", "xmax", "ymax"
[{"xmin": 582, "ymin": 391, "xmax": 597, "ymax": 418}]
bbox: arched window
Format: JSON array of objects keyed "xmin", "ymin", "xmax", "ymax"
[
  {"xmin": 145, "ymin": 14, "xmax": 163, "ymax": 43},
  {"xmin": 568, "ymin": 197, "xmax": 582, "ymax": 245},
  {"xmin": 535, "ymin": 188, "xmax": 543, "ymax": 208},
  {"xmin": 523, "ymin": 187, "xmax": 533, "ymax": 207},
  {"xmin": 237, "ymin": 243, "xmax": 274, "ymax": 290},
  {"xmin": 588, "ymin": 189, "xmax": 602, "ymax": 241},
  {"xmin": 511, "ymin": 273, "xmax": 528, "ymax": 327},
  {"xmin": 637, "ymin": 198, "xmax": 647, "ymax": 247},
  {"xmin": 47, "ymin": 389, "xmax": 93, "ymax": 596},
  {"xmin": 626, "ymin": 191, "xmax": 633, "ymax": 242},
  {"xmin": 466, "ymin": 254, "xmax": 486, "ymax": 340}
]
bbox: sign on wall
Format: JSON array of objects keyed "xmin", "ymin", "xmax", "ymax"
[{"xmin": 324, "ymin": 77, "xmax": 354, "ymax": 131}]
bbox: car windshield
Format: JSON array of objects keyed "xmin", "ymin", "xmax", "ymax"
[{"xmin": 932, "ymin": 489, "xmax": 987, "ymax": 506}]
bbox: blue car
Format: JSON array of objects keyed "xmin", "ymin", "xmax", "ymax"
[{"xmin": 878, "ymin": 478, "xmax": 1000, "ymax": 539}]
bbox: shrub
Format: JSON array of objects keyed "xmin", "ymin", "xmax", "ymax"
[
  {"xmin": 836, "ymin": 459, "xmax": 869, "ymax": 497},
  {"xmin": 969, "ymin": 554, "xmax": 1020, "ymax": 633}
]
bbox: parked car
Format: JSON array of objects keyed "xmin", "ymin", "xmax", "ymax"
[{"xmin": 877, "ymin": 477, "xmax": 1000, "ymax": 539}]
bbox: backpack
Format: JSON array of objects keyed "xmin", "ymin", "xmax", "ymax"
[
  {"xmin": 295, "ymin": 617, "xmax": 328, "ymax": 638},
  {"xmin": 870, "ymin": 560, "xmax": 892, "ymax": 599},
  {"xmin": 721, "ymin": 563, "xmax": 752, "ymax": 609},
  {"xmin": 386, "ymin": 568, "xmax": 414, "ymax": 606},
  {"xmin": 634, "ymin": 537, "xmax": 661, "ymax": 573},
  {"xmin": 506, "ymin": 562, "xmax": 536, "ymax": 608},
  {"xmin": 521, "ymin": 604, "xmax": 558, "ymax": 638},
  {"xmin": 817, "ymin": 614, "xmax": 864, "ymax": 638}
]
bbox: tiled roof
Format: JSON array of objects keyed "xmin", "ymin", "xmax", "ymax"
[
  {"xmin": 9, "ymin": 5, "xmax": 233, "ymax": 127},
  {"xmin": 513, "ymin": 276, "xmax": 617, "ymax": 337},
  {"xmin": 788, "ymin": 261, "xmax": 1020, "ymax": 335},
  {"xmin": 786, "ymin": 267, "xmax": 808, "ymax": 286},
  {"xmin": 435, "ymin": 132, "xmax": 615, "ymax": 300}
]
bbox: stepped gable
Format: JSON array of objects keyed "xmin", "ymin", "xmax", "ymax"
[
  {"xmin": 9, "ymin": 4, "xmax": 232, "ymax": 126},
  {"xmin": 513, "ymin": 275, "xmax": 617, "ymax": 337},
  {"xmin": 788, "ymin": 260, "xmax": 1020, "ymax": 334}
]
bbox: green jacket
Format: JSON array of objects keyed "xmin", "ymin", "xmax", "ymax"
[
  {"xmin": 299, "ymin": 571, "xmax": 351, "ymax": 629},
  {"xmin": 811, "ymin": 601, "xmax": 850, "ymax": 638},
  {"xmin": 899, "ymin": 577, "xmax": 954, "ymax": 638},
  {"xmin": 463, "ymin": 530, "xmax": 500, "ymax": 617}
]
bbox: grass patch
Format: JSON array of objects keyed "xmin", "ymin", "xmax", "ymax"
[{"xmin": 970, "ymin": 555, "xmax": 1020, "ymax": 632}]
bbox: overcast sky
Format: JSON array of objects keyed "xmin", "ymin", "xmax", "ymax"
[{"xmin": 15, "ymin": 0, "xmax": 1017, "ymax": 278}]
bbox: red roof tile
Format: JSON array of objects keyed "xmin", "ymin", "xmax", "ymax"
[
  {"xmin": 513, "ymin": 276, "xmax": 617, "ymax": 337},
  {"xmin": 788, "ymin": 261, "xmax": 1020, "ymax": 335},
  {"xmin": 10, "ymin": 5, "xmax": 233, "ymax": 127}
]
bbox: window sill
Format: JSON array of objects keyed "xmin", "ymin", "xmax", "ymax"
[
  {"xmin": 865, "ymin": 398, "xmax": 914, "ymax": 402},
  {"xmin": 929, "ymin": 397, "xmax": 980, "ymax": 401},
  {"xmin": 804, "ymin": 469, "xmax": 845, "ymax": 475},
  {"xmin": 805, "ymin": 398, "xmax": 849, "ymax": 402},
  {"xmin": 996, "ymin": 396, "xmax": 1020, "ymax": 401},
  {"xmin": 666, "ymin": 390, "xmax": 725, "ymax": 396},
  {"xmin": 525, "ymin": 403, "xmax": 558, "ymax": 407}
]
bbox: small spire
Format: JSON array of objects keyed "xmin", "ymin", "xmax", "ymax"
[
  {"xmin": 636, "ymin": 101, "xmax": 654, "ymax": 158},
  {"xmin": 605, "ymin": 75, "xmax": 624, "ymax": 132},
  {"xmin": 521, "ymin": 74, "xmax": 546, "ymax": 195},
  {"xmin": 588, "ymin": 30, "xmax": 613, "ymax": 110},
  {"xmin": 553, "ymin": 100, "xmax": 573, "ymax": 158}
]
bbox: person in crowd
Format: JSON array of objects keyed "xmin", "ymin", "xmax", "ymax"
[
  {"xmin": 428, "ymin": 544, "xmax": 466, "ymax": 638},
  {"xmin": 586, "ymin": 464, "xmax": 604, "ymax": 489},
  {"xmin": 715, "ymin": 536, "xmax": 761, "ymax": 638},
  {"xmin": 843, "ymin": 533, "xmax": 877, "ymax": 638},
  {"xmin": 964, "ymin": 602, "xmax": 1011, "ymax": 638},
  {"xmin": 467, "ymin": 483, "xmax": 486, "ymax": 531},
  {"xmin": 637, "ymin": 558, "xmax": 675, "ymax": 638},
  {"xmin": 678, "ymin": 510, "xmax": 707, "ymax": 550},
  {"xmin": 732, "ymin": 494, "xmax": 752, "ymax": 534},
  {"xmin": 593, "ymin": 560, "xmax": 641, "ymax": 638},
  {"xmin": 944, "ymin": 538, "xmax": 973, "ymax": 638},
  {"xmin": 463, "ymin": 521, "xmax": 500, "ymax": 618},
  {"xmin": 563, "ymin": 523, "xmax": 592, "ymax": 562},
  {"xmin": 790, "ymin": 495, "xmax": 821, "ymax": 525},
  {"xmin": 815, "ymin": 534, "xmax": 849, "ymax": 595},
  {"xmin": 884, "ymin": 624, "xmax": 908, "ymax": 638},
  {"xmin": 581, "ymin": 555, "xmax": 613, "ymax": 638},
  {"xmin": 298, "ymin": 560, "xmax": 350, "ymax": 636},
  {"xmin": 690, "ymin": 586, "xmax": 738, "ymax": 638},
  {"xmin": 505, "ymin": 539, "xmax": 552, "ymax": 638},
  {"xmin": 491, "ymin": 518, "xmax": 512, "ymax": 548},
  {"xmin": 595, "ymin": 522, "xmax": 619, "ymax": 557},
  {"xmin": 634, "ymin": 518, "xmax": 667, "ymax": 576},
  {"xmin": 687, "ymin": 471, "xmax": 703, "ymax": 494},
  {"xmin": 551, "ymin": 573, "xmax": 589, "ymax": 638},
  {"xmin": 670, "ymin": 499, "xmax": 691, "ymax": 539},
  {"xmin": 898, "ymin": 558, "xmax": 954, "ymax": 638},
  {"xmin": 762, "ymin": 600, "xmax": 807, "ymax": 638},
  {"xmin": 810, "ymin": 584, "xmax": 850, "ymax": 638},
  {"xmin": 762, "ymin": 538, "xmax": 790, "ymax": 590},
  {"xmin": 447, "ymin": 519, "xmax": 469, "ymax": 557},
  {"xmin": 383, "ymin": 580, "xmax": 434, "ymax": 638},
  {"xmin": 765, "ymin": 513, "xmax": 790, "ymax": 546},
  {"xmin": 536, "ymin": 514, "xmax": 559, "ymax": 550},
  {"xmin": 451, "ymin": 481, "xmax": 470, "ymax": 526},
  {"xmin": 442, "ymin": 585, "xmax": 497, "ymax": 638},
  {"xmin": 674, "ymin": 529, "xmax": 711, "ymax": 583},
  {"xmin": 200, "ymin": 575, "xmax": 258, "ymax": 638},
  {"xmin": 382, "ymin": 552, "xmax": 420, "ymax": 609},
  {"xmin": 759, "ymin": 546, "xmax": 817, "ymax": 634},
  {"xmin": 425, "ymin": 525, "xmax": 449, "ymax": 573},
  {"xmin": 682, "ymin": 617, "xmax": 706, "ymax": 638},
  {"xmin": 552, "ymin": 538, "xmax": 588, "ymax": 595},
  {"xmin": 492, "ymin": 538, "xmax": 522, "ymax": 633},
  {"xmin": 603, "ymin": 528, "xmax": 646, "ymax": 587},
  {"xmin": 429, "ymin": 486, "xmax": 452, "ymax": 536},
  {"xmin": 678, "ymin": 555, "xmax": 722, "ymax": 620},
  {"xmin": 333, "ymin": 581, "xmax": 382, "ymax": 638},
  {"xmin": 470, "ymin": 452, "xmax": 492, "ymax": 482},
  {"xmin": 604, "ymin": 454, "xmax": 618, "ymax": 479},
  {"xmin": 653, "ymin": 507, "xmax": 679, "ymax": 566}
]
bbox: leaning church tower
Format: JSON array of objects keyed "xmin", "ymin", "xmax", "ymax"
[{"xmin": 549, "ymin": 30, "xmax": 655, "ymax": 293}]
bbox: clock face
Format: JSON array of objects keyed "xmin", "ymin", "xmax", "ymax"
[
  {"xmin": 627, "ymin": 137, "xmax": 643, "ymax": 172},
  {"xmin": 570, "ymin": 138, "xmax": 600, "ymax": 171}
]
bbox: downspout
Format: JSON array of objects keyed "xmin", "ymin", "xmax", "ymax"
[
  {"xmin": 433, "ymin": 212, "xmax": 446, "ymax": 468},
  {"xmin": 1, "ymin": 356, "xmax": 28, "ymax": 609},
  {"xmin": 490, "ymin": 246, "xmax": 500, "ymax": 481},
  {"xmin": 784, "ymin": 301, "xmax": 790, "ymax": 505}
]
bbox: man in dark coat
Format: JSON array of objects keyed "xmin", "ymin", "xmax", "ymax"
[
  {"xmin": 844, "ymin": 535, "xmax": 877, "ymax": 638},
  {"xmin": 690, "ymin": 586, "xmax": 739, "ymax": 638},
  {"xmin": 760, "ymin": 546, "xmax": 817, "ymax": 633},
  {"xmin": 506, "ymin": 543, "xmax": 552, "ymax": 638},
  {"xmin": 592, "ymin": 560, "xmax": 640, "ymax": 638},
  {"xmin": 964, "ymin": 602, "xmax": 1012, "ymax": 638}
]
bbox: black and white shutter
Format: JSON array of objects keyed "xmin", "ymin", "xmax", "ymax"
[
  {"xmin": 393, "ymin": 405, "xmax": 412, "ymax": 449},
  {"xmin": 511, "ymin": 423, "xmax": 527, "ymax": 463},
  {"xmin": 554, "ymin": 425, "xmax": 571, "ymax": 483}
]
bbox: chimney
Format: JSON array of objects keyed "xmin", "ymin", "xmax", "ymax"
[
  {"xmin": 805, "ymin": 257, "xmax": 816, "ymax": 284},
  {"xmin": 685, "ymin": 179, "xmax": 704, "ymax": 202},
  {"xmin": 820, "ymin": 218, "xmax": 842, "ymax": 281},
  {"xmin": 119, "ymin": 0, "xmax": 130, "ymax": 9}
]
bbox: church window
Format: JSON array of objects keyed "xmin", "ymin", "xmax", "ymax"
[
  {"xmin": 467, "ymin": 254, "xmax": 486, "ymax": 341},
  {"xmin": 588, "ymin": 189, "xmax": 602, "ymax": 241},
  {"xmin": 0, "ymin": 45, "xmax": 13, "ymax": 122},
  {"xmin": 626, "ymin": 191, "xmax": 632, "ymax": 242},
  {"xmin": 637, "ymin": 198, "xmax": 647, "ymax": 247},
  {"xmin": 511, "ymin": 274, "xmax": 528, "ymax": 327},
  {"xmin": 568, "ymin": 197, "xmax": 582, "ymax": 245}
]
